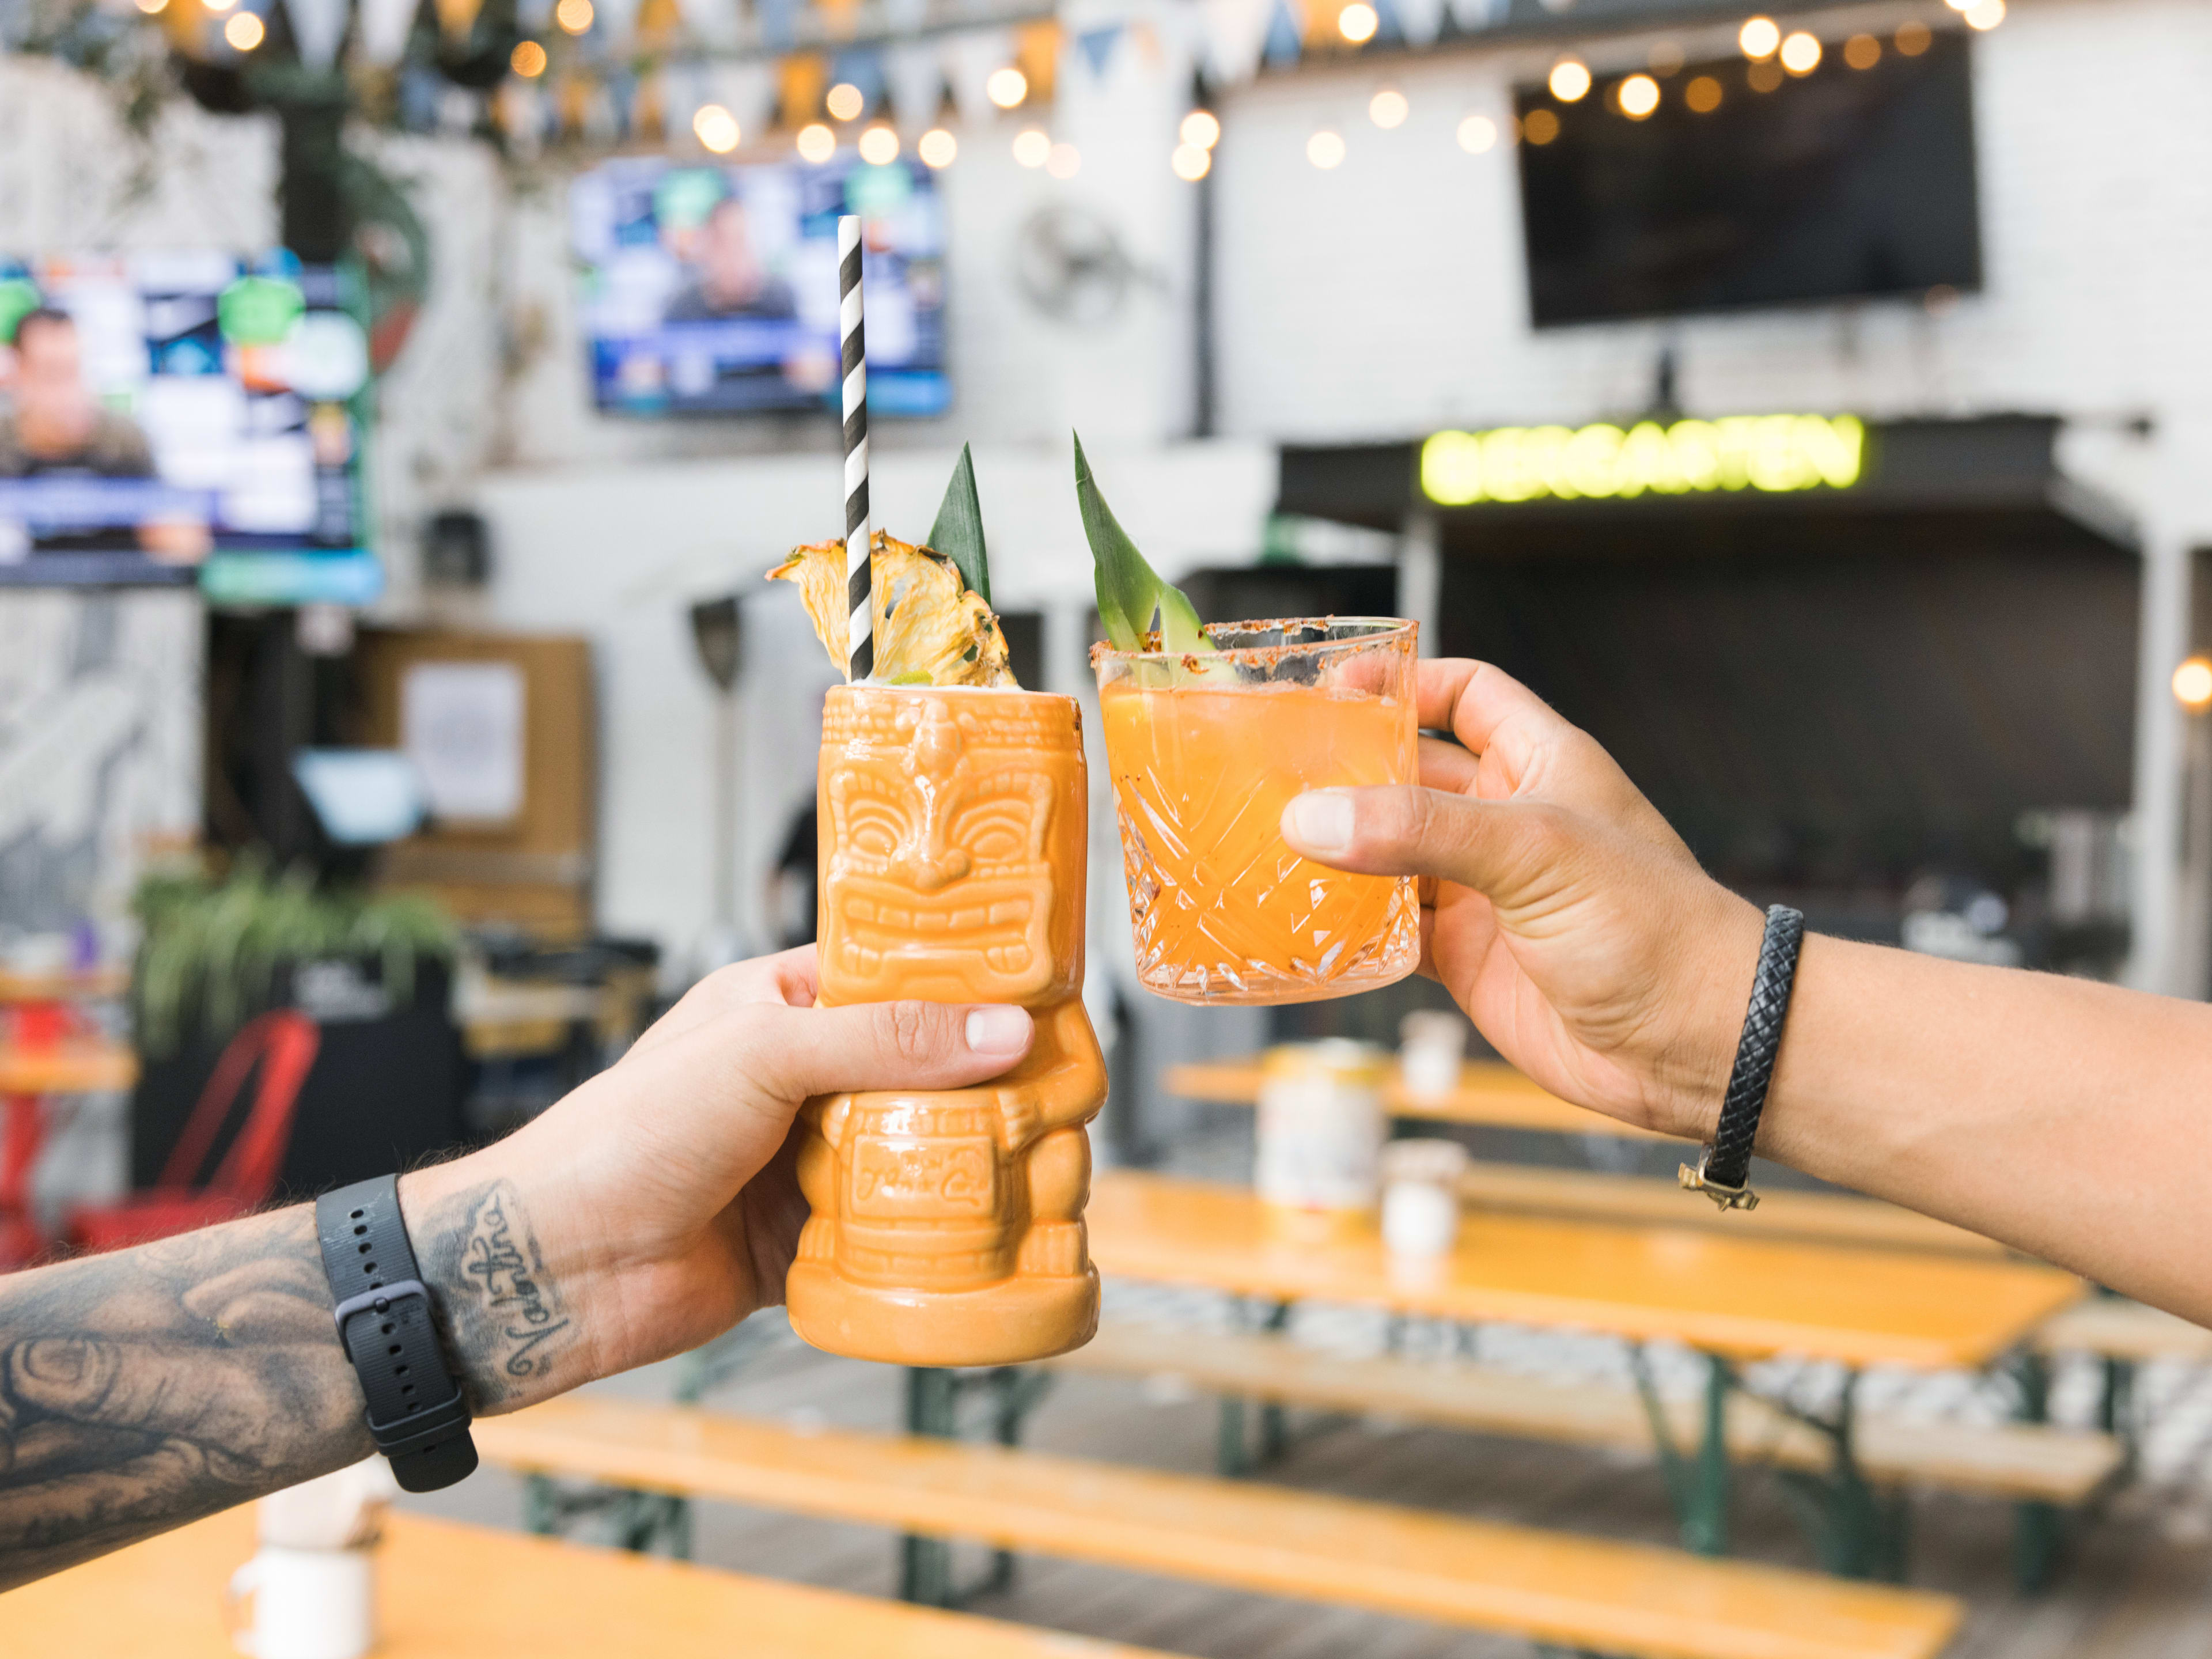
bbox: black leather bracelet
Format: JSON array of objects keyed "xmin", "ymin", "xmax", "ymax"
[
  {"xmin": 1679, "ymin": 904, "xmax": 1805, "ymax": 1213},
  {"xmin": 316, "ymin": 1175, "xmax": 479, "ymax": 1493}
]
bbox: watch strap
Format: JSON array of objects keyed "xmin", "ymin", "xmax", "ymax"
[
  {"xmin": 316, "ymin": 1175, "xmax": 479, "ymax": 1493},
  {"xmin": 1679, "ymin": 904, "xmax": 1805, "ymax": 1212}
]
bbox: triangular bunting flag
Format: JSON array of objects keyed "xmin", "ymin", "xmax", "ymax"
[
  {"xmin": 1014, "ymin": 20, "xmax": 1059, "ymax": 104},
  {"xmin": 282, "ymin": 0, "xmax": 348, "ymax": 69},
  {"xmin": 1261, "ymin": 0, "xmax": 1301, "ymax": 66},
  {"xmin": 354, "ymin": 0, "xmax": 416, "ymax": 64},
  {"xmin": 676, "ymin": 0, "xmax": 738, "ymax": 48},
  {"xmin": 1200, "ymin": 0, "xmax": 1270, "ymax": 85},
  {"xmin": 778, "ymin": 50, "xmax": 828, "ymax": 123},
  {"xmin": 1443, "ymin": 0, "xmax": 1502, "ymax": 30},
  {"xmin": 430, "ymin": 0, "xmax": 480, "ymax": 44},
  {"xmin": 944, "ymin": 28, "xmax": 1014, "ymax": 122},
  {"xmin": 714, "ymin": 58, "xmax": 777, "ymax": 139},
  {"xmin": 830, "ymin": 44, "xmax": 885, "ymax": 109},
  {"xmin": 1075, "ymin": 22, "xmax": 1120, "ymax": 77},
  {"xmin": 757, "ymin": 0, "xmax": 795, "ymax": 50},
  {"xmin": 592, "ymin": 0, "xmax": 640, "ymax": 47},
  {"xmin": 1392, "ymin": 0, "xmax": 1442, "ymax": 46},
  {"xmin": 884, "ymin": 39, "xmax": 946, "ymax": 137},
  {"xmin": 881, "ymin": 0, "xmax": 925, "ymax": 34}
]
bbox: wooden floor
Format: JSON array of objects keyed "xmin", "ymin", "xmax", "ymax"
[{"xmin": 403, "ymin": 1308, "xmax": 2212, "ymax": 1659}]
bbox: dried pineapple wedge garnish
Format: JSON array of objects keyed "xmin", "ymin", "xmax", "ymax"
[{"xmin": 768, "ymin": 529, "xmax": 1017, "ymax": 687}]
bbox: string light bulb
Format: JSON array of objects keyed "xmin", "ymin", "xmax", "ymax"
[
  {"xmin": 1617, "ymin": 74, "xmax": 1660, "ymax": 118},
  {"xmin": 858, "ymin": 123, "xmax": 899, "ymax": 163},
  {"xmin": 224, "ymin": 10, "xmax": 263, "ymax": 47},
  {"xmin": 987, "ymin": 66, "xmax": 1028, "ymax": 108},
  {"xmin": 1046, "ymin": 141, "xmax": 1081, "ymax": 178},
  {"xmin": 132, "ymin": 0, "xmax": 167, "ymax": 15},
  {"xmin": 1172, "ymin": 142, "xmax": 1211, "ymax": 180},
  {"xmin": 1336, "ymin": 2, "xmax": 1377, "ymax": 43},
  {"xmin": 1181, "ymin": 109, "xmax": 1221, "ymax": 149},
  {"xmin": 2176, "ymin": 656, "xmax": 2212, "ymax": 711},
  {"xmin": 1548, "ymin": 58, "xmax": 1591, "ymax": 101},
  {"xmin": 1737, "ymin": 15, "xmax": 1780, "ymax": 58},
  {"xmin": 692, "ymin": 101, "xmax": 738, "ymax": 151},
  {"xmin": 1964, "ymin": 0, "xmax": 2005, "ymax": 27},
  {"xmin": 918, "ymin": 128, "xmax": 957, "ymax": 167},
  {"xmin": 1012, "ymin": 127, "xmax": 1051, "ymax": 166},
  {"xmin": 1307, "ymin": 128, "xmax": 1346, "ymax": 168},
  {"xmin": 796, "ymin": 122, "xmax": 836, "ymax": 162},
  {"xmin": 1456, "ymin": 113, "xmax": 1496, "ymax": 152},
  {"xmin": 1844, "ymin": 33, "xmax": 1880, "ymax": 69},
  {"xmin": 1779, "ymin": 31, "xmax": 1820, "ymax": 73},
  {"xmin": 555, "ymin": 0, "xmax": 591, "ymax": 33},
  {"xmin": 511, "ymin": 39, "xmax": 547, "ymax": 76},
  {"xmin": 825, "ymin": 82, "xmax": 865, "ymax": 121},
  {"xmin": 1685, "ymin": 74, "xmax": 1722, "ymax": 112},
  {"xmin": 1369, "ymin": 88, "xmax": 1408, "ymax": 127}
]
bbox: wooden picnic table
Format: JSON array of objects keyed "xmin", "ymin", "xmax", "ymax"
[
  {"xmin": 1088, "ymin": 1169, "xmax": 2075, "ymax": 1370},
  {"xmin": 2, "ymin": 1506, "xmax": 1179, "ymax": 1659},
  {"xmin": 1, "ymin": 1037, "xmax": 139, "ymax": 1268},
  {"xmin": 1167, "ymin": 1054, "xmax": 1675, "ymax": 1139},
  {"xmin": 1085, "ymin": 1169, "xmax": 2085, "ymax": 1564}
]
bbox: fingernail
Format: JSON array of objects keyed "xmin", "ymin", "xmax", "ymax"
[
  {"xmin": 965, "ymin": 1005, "xmax": 1031, "ymax": 1056},
  {"xmin": 17, "ymin": 1338, "xmax": 92, "ymax": 1385},
  {"xmin": 1285, "ymin": 790, "xmax": 1355, "ymax": 854}
]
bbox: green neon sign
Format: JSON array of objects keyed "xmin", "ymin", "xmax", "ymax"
[{"xmin": 1421, "ymin": 414, "xmax": 1866, "ymax": 506}]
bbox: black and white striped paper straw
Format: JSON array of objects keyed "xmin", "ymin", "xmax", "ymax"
[{"xmin": 838, "ymin": 214, "xmax": 872, "ymax": 683}]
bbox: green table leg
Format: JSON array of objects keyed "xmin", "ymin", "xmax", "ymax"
[
  {"xmin": 1684, "ymin": 1354, "xmax": 1733, "ymax": 1556},
  {"xmin": 900, "ymin": 1368, "xmax": 960, "ymax": 1605},
  {"xmin": 2012, "ymin": 1352, "xmax": 2064, "ymax": 1591}
]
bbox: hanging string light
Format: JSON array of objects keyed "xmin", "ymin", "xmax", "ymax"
[
  {"xmin": 987, "ymin": 66, "xmax": 1029, "ymax": 108},
  {"xmin": 1172, "ymin": 142, "xmax": 1210, "ymax": 180},
  {"xmin": 1548, "ymin": 58, "xmax": 1590, "ymax": 101},
  {"xmin": 1456, "ymin": 113, "xmax": 1496, "ymax": 152},
  {"xmin": 693, "ymin": 101, "xmax": 740, "ymax": 151},
  {"xmin": 1336, "ymin": 3, "xmax": 1377, "ymax": 44},
  {"xmin": 796, "ymin": 122, "xmax": 836, "ymax": 162},
  {"xmin": 1737, "ymin": 16, "xmax": 1780, "ymax": 58},
  {"xmin": 1181, "ymin": 109, "xmax": 1221, "ymax": 149},
  {"xmin": 1369, "ymin": 88, "xmax": 1408, "ymax": 127},
  {"xmin": 1308, "ymin": 128, "xmax": 1346, "ymax": 168},
  {"xmin": 918, "ymin": 128, "xmax": 957, "ymax": 167},
  {"xmin": 825, "ymin": 82, "xmax": 865, "ymax": 120},
  {"xmin": 1012, "ymin": 127, "xmax": 1051, "ymax": 166},
  {"xmin": 1779, "ymin": 31, "xmax": 1821, "ymax": 73},
  {"xmin": 858, "ymin": 122, "xmax": 899, "ymax": 163}
]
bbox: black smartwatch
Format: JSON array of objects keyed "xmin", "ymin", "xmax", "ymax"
[
  {"xmin": 316, "ymin": 1175, "xmax": 479, "ymax": 1493},
  {"xmin": 1679, "ymin": 904, "xmax": 1805, "ymax": 1213}
]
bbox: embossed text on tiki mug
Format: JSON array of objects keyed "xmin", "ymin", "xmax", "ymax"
[{"xmin": 787, "ymin": 685, "xmax": 1106, "ymax": 1366}]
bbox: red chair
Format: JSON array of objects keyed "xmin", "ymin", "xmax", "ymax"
[{"xmin": 67, "ymin": 1010, "xmax": 320, "ymax": 1254}]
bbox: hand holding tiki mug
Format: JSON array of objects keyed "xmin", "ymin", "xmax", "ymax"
[{"xmin": 784, "ymin": 682, "xmax": 1106, "ymax": 1366}]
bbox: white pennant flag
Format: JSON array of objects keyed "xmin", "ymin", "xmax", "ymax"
[
  {"xmin": 1201, "ymin": 0, "xmax": 1271, "ymax": 85},
  {"xmin": 283, "ymin": 0, "xmax": 349, "ymax": 69},
  {"xmin": 881, "ymin": 0, "xmax": 926, "ymax": 35},
  {"xmin": 944, "ymin": 28, "xmax": 1013, "ymax": 123},
  {"xmin": 593, "ymin": 0, "xmax": 641, "ymax": 49},
  {"xmin": 355, "ymin": 0, "xmax": 416, "ymax": 65},
  {"xmin": 713, "ymin": 59, "xmax": 777, "ymax": 142},
  {"xmin": 883, "ymin": 39, "xmax": 944, "ymax": 135},
  {"xmin": 1392, "ymin": 0, "xmax": 1442, "ymax": 45},
  {"xmin": 677, "ymin": 0, "xmax": 738, "ymax": 48},
  {"xmin": 1443, "ymin": 0, "xmax": 1502, "ymax": 31}
]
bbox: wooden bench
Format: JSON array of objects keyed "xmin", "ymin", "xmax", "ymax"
[
  {"xmin": 476, "ymin": 1394, "xmax": 1964, "ymax": 1659},
  {"xmin": 1048, "ymin": 1320, "xmax": 2124, "ymax": 1508},
  {"xmin": 2032, "ymin": 1297, "xmax": 2212, "ymax": 1363},
  {"xmin": 6, "ymin": 1504, "xmax": 1182, "ymax": 1659}
]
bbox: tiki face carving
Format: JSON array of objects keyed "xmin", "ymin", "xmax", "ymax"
[
  {"xmin": 819, "ymin": 688, "xmax": 1085, "ymax": 1007},
  {"xmin": 792, "ymin": 685, "xmax": 1105, "ymax": 1368}
]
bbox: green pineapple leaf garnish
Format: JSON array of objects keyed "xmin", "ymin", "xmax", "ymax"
[
  {"xmin": 1074, "ymin": 431, "xmax": 1206, "ymax": 654},
  {"xmin": 927, "ymin": 442, "xmax": 991, "ymax": 605}
]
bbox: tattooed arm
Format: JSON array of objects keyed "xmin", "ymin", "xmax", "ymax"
[{"xmin": 0, "ymin": 945, "xmax": 1035, "ymax": 1589}]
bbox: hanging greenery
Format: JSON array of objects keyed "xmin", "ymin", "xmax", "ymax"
[{"xmin": 132, "ymin": 855, "xmax": 457, "ymax": 1057}]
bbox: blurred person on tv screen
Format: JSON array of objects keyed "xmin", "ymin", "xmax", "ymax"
[
  {"xmin": 663, "ymin": 195, "xmax": 798, "ymax": 324},
  {"xmin": 0, "ymin": 307, "xmax": 209, "ymax": 564}
]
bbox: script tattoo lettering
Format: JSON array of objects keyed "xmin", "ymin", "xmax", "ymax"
[{"xmin": 419, "ymin": 1179, "xmax": 577, "ymax": 1407}]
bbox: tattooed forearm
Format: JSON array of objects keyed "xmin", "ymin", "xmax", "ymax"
[
  {"xmin": 0, "ymin": 1207, "xmax": 370, "ymax": 1590},
  {"xmin": 414, "ymin": 1179, "xmax": 578, "ymax": 1411}
]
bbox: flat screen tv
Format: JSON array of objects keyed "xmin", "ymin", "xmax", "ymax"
[
  {"xmin": 0, "ymin": 253, "xmax": 377, "ymax": 600},
  {"xmin": 571, "ymin": 156, "xmax": 949, "ymax": 418},
  {"xmin": 1516, "ymin": 29, "xmax": 1982, "ymax": 328}
]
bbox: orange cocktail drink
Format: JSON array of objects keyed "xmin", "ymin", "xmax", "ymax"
[{"xmin": 1094, "ymin": 618, "xmax": 1420, "ymax": 1004}]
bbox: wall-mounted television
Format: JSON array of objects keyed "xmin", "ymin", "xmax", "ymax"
[
  {"xmin": 1516, "ymin": 30, "xmax": 1982, "ymax": 328},
  {"xmin": 0, "ymin": 253, "xmax": 377, "ymax": 600},
  {"xmin": 570, "ymin": 155, "xmax": 949, "ymax": 418}
]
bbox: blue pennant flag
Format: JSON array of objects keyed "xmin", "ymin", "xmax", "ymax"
[
  {"xmin": 1077, "ymin": 23, "xmax": 1122, "ymax": 76},
  {"xmin": 1262, "ymin": 0, "xmax": 1302, "ymax": 65}
]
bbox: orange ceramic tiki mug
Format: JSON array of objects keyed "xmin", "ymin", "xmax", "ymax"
[{"xmin": 786, "ymin": 684, "xmax": 1106, "ymax": 1365}]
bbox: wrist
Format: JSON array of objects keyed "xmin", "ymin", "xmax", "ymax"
[
  {"xmin": 399, "ymin": 1154, "xmax": 601, "ymax": 1416},
  {"xmin": 1648, "ymin": 890, "xmax": 1770, "ymax": 1143}
]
